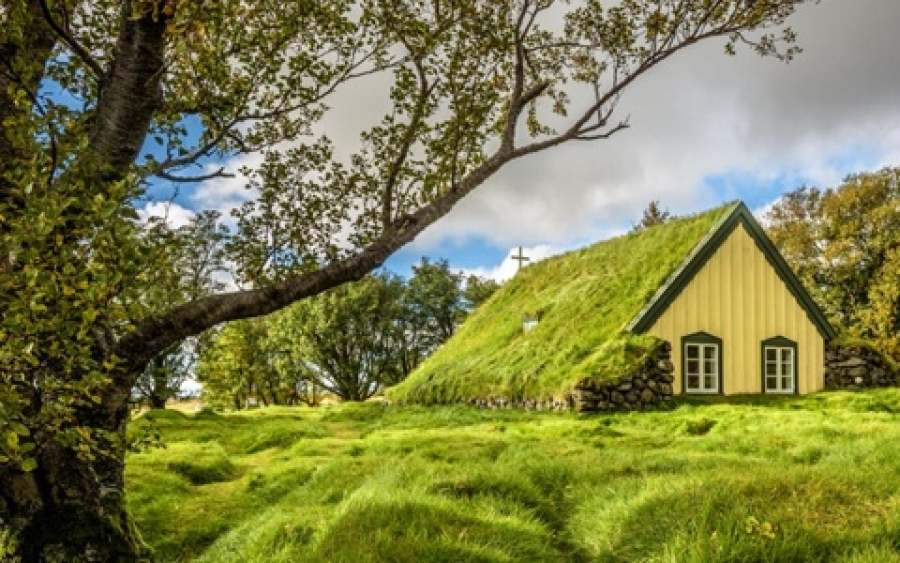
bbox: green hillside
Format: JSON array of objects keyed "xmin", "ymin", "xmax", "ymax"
[{"xmin": 388, "ymin": 202, "xmax": 736, "ymax": 405}]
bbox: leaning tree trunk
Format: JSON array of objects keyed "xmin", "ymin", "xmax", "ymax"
[{"xmin": 0, "ymin": 374, "xmax": 149, "ymax": 561}]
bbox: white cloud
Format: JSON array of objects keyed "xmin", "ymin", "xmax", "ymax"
[
  {"xmin": 460, "ymin": 244, "xmax": 565, "ymax": 283},
  {"xmin": 752, "ymin": 198, "xmax": 780, "ymax": 228},
  {"xmin": 137, "ymin": 201, "xmax": 196, "ymax": 228},
  {"xmin": 190, "ymin": 152, "xmax": 265, "ymax": 226},
  {"xmin": 174, "ymin": 0, "xmax": 900, "ymax": 271},
  {"xmin": 403, "ymin": 0, "xmax": 900, "ymax": 252}
]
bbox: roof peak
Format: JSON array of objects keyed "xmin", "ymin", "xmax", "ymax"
[{"xmin": 626, "ymin": 200, "xmax": 835, "ymax": 340}]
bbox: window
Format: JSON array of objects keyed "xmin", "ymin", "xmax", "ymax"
[
  {"xmin": 682, "ymin": 333, "xmax": 722, "ymax": 394},
  {"xmin": 762, "ymin": 337, "xmax": 797, "ymax": 394}
]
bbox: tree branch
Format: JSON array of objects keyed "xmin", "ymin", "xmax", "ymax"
[
  {"xmin": 154, "ymin": 167, "xmax": 235, "ymax": 183},
  {"xmin": 382, "ymin": 49, "xmax": 435, "ymax": 230},
  {"xmin": 37, "ymin": 0, "xmax": 105, "ymax": 82},
  {"xmin": 84, "ymin": 1, "xmax": 169, "ymax": 187}
]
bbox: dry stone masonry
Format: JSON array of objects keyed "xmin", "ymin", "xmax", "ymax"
[
  {"xmin": 457, "ymin": 342, "xmax": 676, "ymax": 412},
  {"xmin": 574, "ymin": 342, "xmax": 675, "ymax": 412},
  {"xmin": 825, "ymin": 343, "xmax": 899, "ymax": 389}
]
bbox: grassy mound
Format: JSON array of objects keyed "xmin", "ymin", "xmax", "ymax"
[
  {"xmin": 388, "ymin": 203, "xmax": 735, "ymax": 405},
  {"xmin": 126, "ymin": 394, "xmax": 900, "ymax": 562}
]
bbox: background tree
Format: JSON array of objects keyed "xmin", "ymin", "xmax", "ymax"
[
  {"xmin": 463, "ymin": 275, "xmax": 501, "ymax": 310},
  {"xmin": 196, "ymin": 318, "xmax": 299, "ymax": 410},
  {"xmin": 132, "ymin": 342, "xmax": 194, "ymax": 409},
  {"xmin": 132, "ymin": 211, "xmax": 229, "ymax": 407},
  {"xmin": 0, "ymin": 0, "xmax": 813, "ymax": 558},
  {"xmin": 274, "ymin": 273, "xmax": 408, "ymax": 401},
  {"xmin": 200, "ymin": 262, "xmax": 491, "ymax": 405},
  {"xmin": 766, "ymin": 167, "xmax": 900, "ymax": 356},
  {"xmin": 403, "ymin": 258, "xmax": 466, "ymax": 351},
  {"xmin": 632, "ymin": 200, "xmax": 675, "ymax": 232}
]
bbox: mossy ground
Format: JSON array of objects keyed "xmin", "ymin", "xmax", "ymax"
[
  {"xmin": 128, "ymin": 391, "xmax": 900, "ymax": 562},
  {"xmin": 388, "ymin": 204, "xmax": 734, "ymax": 405}
]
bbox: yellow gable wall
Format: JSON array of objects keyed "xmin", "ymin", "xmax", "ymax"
[{"xmin": 647, "ymin": 223, "xmax": 824, "ymax": 395}]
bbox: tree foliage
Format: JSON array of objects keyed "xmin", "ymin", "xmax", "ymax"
[
  {"xmin": 632, "ymin": 200, "xmax": 675, "ymax": 232},
  {"xmin": 132, "ymin": 342, "xmax": 193, "ymax": 409},
  {"xmin": 766, "ymin": 167, "xmax": 900, "ymax": 357},
  {"xmin": 0, "ymin": 0, "xmax": 814, "ymax": 558},
  {"xmin": 463, "ymin": 274, "xmax": 501, "ymax": 309},
  {"xmin": 196, "ymin": 318, "xmax": 303, "ymax": 410},
  {"xmin": 200, "ymin": 261, "xmax": 482, "ymax": 404}
]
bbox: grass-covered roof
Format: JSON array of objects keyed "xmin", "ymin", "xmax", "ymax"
[{"xmin": 388, "ymin": 202, "xmax": 737, "ymax": 404}]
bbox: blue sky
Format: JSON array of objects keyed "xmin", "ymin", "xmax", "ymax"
[{"xmin": 138, "ymin": 0, "xmax": 900, "ymax": 284}]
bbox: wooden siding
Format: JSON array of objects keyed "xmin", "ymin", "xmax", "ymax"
[{"xmin": 647, "ymin": 223, "xmax": 824, "ymax": 395}]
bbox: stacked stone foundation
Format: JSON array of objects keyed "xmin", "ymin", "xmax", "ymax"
[
  {"xmin": 573, "ymin": 341, "xmax": 675, "ymax": 412},
  {"xmin": 825, "ymin": 343, "xmax": 899, "ymax": 389},
  {"xmin": 451, "ymin": 342, "xmax": 676, "ymax": 413}
]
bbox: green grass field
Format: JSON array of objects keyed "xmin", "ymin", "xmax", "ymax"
[{"xmin": 127, "ymin": 390, "xmax": 900, "ymax": 562}]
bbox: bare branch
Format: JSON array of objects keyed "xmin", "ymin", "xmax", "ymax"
[
  {"xmin": 155, "ymin": 167, "xmax": 234, "ymax": 183},
  {"xmin": 574, "ymin": 120, "xmax": 630, "ymax": 141},
  {"xmin": 37, "ymin": 0, "xmax": 105, "ymax": 82}
]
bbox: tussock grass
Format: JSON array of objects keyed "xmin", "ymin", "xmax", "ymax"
[
  {"xmin": 128, "ymin": 390, "xmax": 900, "ymax": 561},
  {"xmin": 388, "ymin": 203, "xmax": 735, "ymax": 405}
]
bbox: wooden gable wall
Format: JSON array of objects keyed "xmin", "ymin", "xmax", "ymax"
[{"xmin": 646, "ymin": 222, "xmax": 825, "ymax": 395}]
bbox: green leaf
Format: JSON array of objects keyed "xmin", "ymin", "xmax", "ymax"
[{"xmin": 4, "ymin": 431, "xmax": 19, "ymax": 449}]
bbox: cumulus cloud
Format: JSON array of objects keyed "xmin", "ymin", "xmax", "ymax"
[
  {"xmin": 409, "ymin": 0, "xmax": 900, "ymax": 250},
  {"xmin": 178, "ymin": 1, "xmax": 900, "ymax": 264},
  {"xmin": 461, "ymin": 244, "xmax": 566, "ymax": 283},
  {"xmin": 190, "ymin": 152, "xmax": 265, "ymax": 226},
  {"xmin": 137, "ymin": 201, "xmax": 196, "ymax": 228}
]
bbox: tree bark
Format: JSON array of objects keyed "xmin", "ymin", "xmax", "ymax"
[{"xmin": 1, "ymin": 371, "xmax": 148, "ymax": 562}]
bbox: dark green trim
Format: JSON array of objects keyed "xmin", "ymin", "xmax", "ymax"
[
  {"xmin": 761, "ymin": 336, "xmax": 799, "ymax": 395},
  {"xmin": 628, "ymin": 202, "xmax": 837, "ymax": 340},
  {"xmin": 682, "ymin": 332, "xmax": 724, "ymax": 395}
]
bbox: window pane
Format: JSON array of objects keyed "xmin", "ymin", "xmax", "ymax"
[
  {"xmin": 782, "ymin": 375, "xmax": 792, "ymax": 390},
  {"xmin": 782, "ymin": 362, "xmax": 792, "ymax": 375},
  {"xmin": 704, "ymin": 375, "xmax": 715, "ymax": 389},
  {"xmin": 704, "ymin": 360, "xmax": 716, "ymax": 374},
  {"xmin": 704, "ymin": 346, "xmax": 717, "ymax": 360},
  {"xmin": 781, "ymin": 349, "xmax": 793, "ymax": 363},
  {"xmin": 687, "ymin": 345, "xmax": 699, "ymax": 359},
  {"xmin": 766, "ymin": 363, "xmax": 777, "ymax": 376},
  {"xmin": 766, "ymin": 376, "xmax": 777, "ymax": 389},
  {"xmin": 687, "ymin": 360, "xmax": 699, "ymax": 374},
  {"xmin": 766, "ymin": 349, "xmax": 777, "ymax": 362},
  {"xmin": 688, "ymin": 375, "xmax": 700, "ymax": 389}
]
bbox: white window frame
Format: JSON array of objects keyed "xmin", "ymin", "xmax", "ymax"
[
  {"xmin": 684, "ymin": 342, "xmax": 720, "ymax": 394},
  {"xmin": 764, "ymin": 346, "xmax": 795, "ymax": 394}
]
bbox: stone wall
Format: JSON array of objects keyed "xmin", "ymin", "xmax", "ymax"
[
  {"xmin": 459, "ymin": 342, "xmax": 676, "ymax": 412},
  {"xmin": 466, "ymin": 395, "xmax": 575, "ymax": 411},
  {"xmin": 573, "ymin": 341, "xmax": 675, "ymax": 412},
  {"xmin": 825, "ymin": 343, "xmax": 899, "ymax": 389}
]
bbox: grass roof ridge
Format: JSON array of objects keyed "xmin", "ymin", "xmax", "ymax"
[
  {"xmin": 626, "ymin": 200, "xmax": 741, "ymax": 331},
  {"xmin": 388, "ymin": 201, "xmax": 738, "ymax": 405}
]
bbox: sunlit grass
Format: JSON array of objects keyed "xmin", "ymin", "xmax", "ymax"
[{"xmin": 127, "ymin": 390, "xmax": 900, "ymax": 561}]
